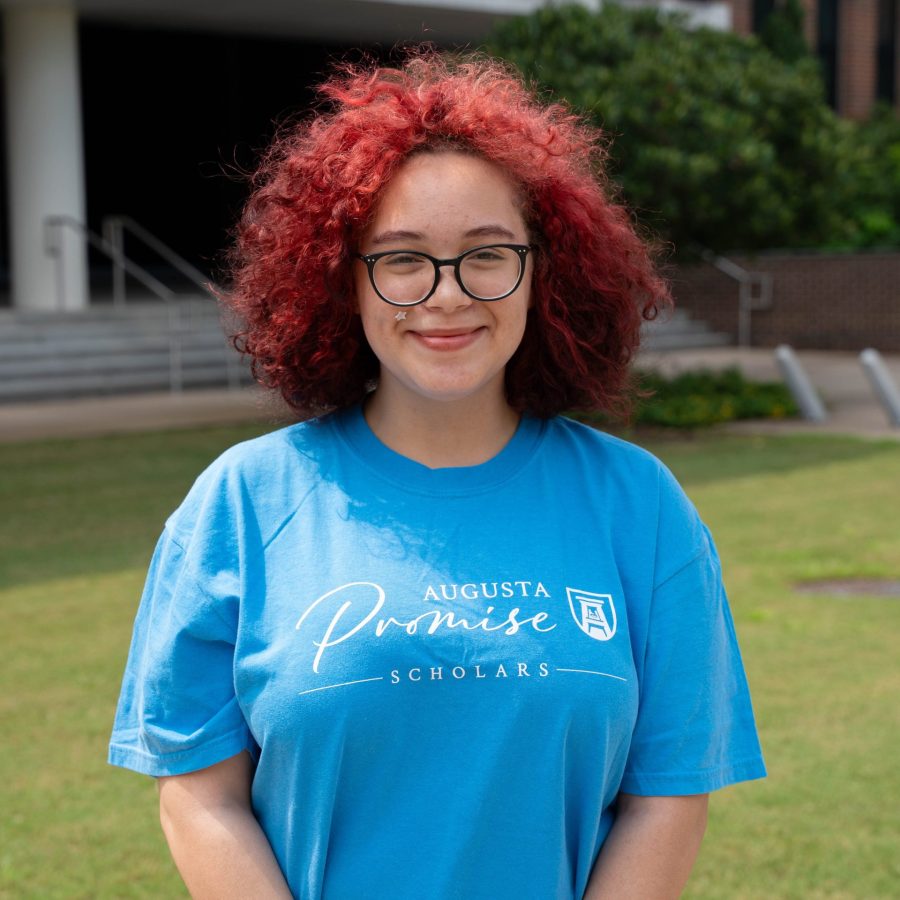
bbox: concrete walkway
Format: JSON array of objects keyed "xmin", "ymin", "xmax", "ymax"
[
  {"xmin": 636, "ymin": 347, "xmax": 900, "ymax": 441},
  {"xmin": 0, "ymin": 386, "xmax": 295, "ymax": 443},
  {"xmin": 1, "ymin": 347, "xmax": 899, "ymax": 443}
]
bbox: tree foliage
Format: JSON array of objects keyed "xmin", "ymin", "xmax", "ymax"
[
  {"xmin": 845, "ymin": 104, "xmax": 900, "ymax": 247},
  {"xmin": 759, "ymin": 0, "xmax": 809, "ymax": 64},
  {"xmin": 486, "ymin": 2, "xmax": 860, "ymax": 255}
]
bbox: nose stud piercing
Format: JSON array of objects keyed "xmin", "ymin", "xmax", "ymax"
[{"xmin": 394, "ymin": 311, "xmax": 407, "ymax": 321}]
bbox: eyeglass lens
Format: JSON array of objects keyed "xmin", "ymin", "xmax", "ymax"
[{"xmin": 372, "ymin": 246, "xmax": 522, "ymax": 305}]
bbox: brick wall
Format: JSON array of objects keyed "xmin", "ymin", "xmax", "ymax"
[
  {"xmin": 730, "ymin": 0, "xmax": 753, "ymax": 34},
  {"xmin": 837, "ymin": 0, "xmax": 879, "ymax": 119},
  {"xmin": 800, "ymin": 0, "xmax": 818, "ymax": 46},
  {"xmin": 727, "ymin": 0, "xmax": 896, "ymax": 117},
  {"xmin": 668, "ymin": 252, "xmax": 900, "ymax": 351}
]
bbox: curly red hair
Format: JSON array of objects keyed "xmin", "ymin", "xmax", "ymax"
[{"xmin": 225, "ymin": 51, "xmax": 670, "ymax": 419}]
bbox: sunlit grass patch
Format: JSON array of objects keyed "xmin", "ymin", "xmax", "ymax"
[{"xmin": 1, "ymin": 426, "xmax": 898, "ymax": 898}]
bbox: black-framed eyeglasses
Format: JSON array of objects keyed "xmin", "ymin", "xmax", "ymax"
[{"xmin": 355, "ymin": 243, "xmax": 532, "ymax": 307}]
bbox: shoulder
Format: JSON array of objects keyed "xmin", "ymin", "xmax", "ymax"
[
  {"xmin": 541, "ymin": 415, "xmax": 678, "ymax": 489},
  {"xmin": 184, "ymin": 417, "xmax": 333, "ymax": 495},
  {"xmin": 165, "ymin": 415, "xmax": 342, "ymax": 545},
  {"xmin": 541, "ymin": 416, "xmax": 710, "ymax": 569}
]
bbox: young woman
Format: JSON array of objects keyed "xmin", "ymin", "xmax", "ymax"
[{"xmin": 110, "ymin": 53, "xmax": 765, "ymax": 899}]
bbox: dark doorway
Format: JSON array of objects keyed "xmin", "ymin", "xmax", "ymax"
[{"xmin": 79, "ymin": 21, "xmax": 389, "ymax": 280}]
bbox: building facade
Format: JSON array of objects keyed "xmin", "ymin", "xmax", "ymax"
[
  {"xmin": 0, "ymin": 0, "xmax": 731, "ymax": 312},
  {"xmin": 730, "ymin": 0, "xmax": 899, "ymax": 119}
]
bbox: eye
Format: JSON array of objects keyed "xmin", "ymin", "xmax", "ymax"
[
  {"xmin": 463, "ymin": 246, "xmax": 512, "ymax": 267},
  {"xmin": 382, "ymin": 252, "xmax": 428, "ymax": 268}
]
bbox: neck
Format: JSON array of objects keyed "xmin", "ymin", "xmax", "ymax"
[{"xmin": 363, "ymin": 385, "xmax": 520, "ymax": 469}]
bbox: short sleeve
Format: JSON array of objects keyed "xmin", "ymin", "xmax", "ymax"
[
  {"xmin": 108, "ymin": 524, "xmax": 256, "ymax": 777},
  {"xmin": 620, "ymin": 518, "xmax": 767, "ymax": 796}
]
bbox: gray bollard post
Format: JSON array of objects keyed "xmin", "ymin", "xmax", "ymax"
[
  {"xmin": 775, "ymin": 345, "xmax": 828, "ymax": 422},
  {"xmin": 860, "ymin": 348, "xmax": 900, "ymax": 428}
]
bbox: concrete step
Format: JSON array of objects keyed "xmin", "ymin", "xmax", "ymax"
[
  {"xmin": 641, "ymin": 330, "xmax": 733, "ymax": 350},
  {"xmin": 0, "ymin": 345, "xmax": 240, "ymax": 378},
  {"xmin": 0, "ymin": 301, "xmax": 247, "ymax": 402},
  {"xmin": 0, "ymin": 296, "xmax": 216, "ymax": 321},
  {"xmin": 2, "ymin": 364, "xmax": 250, "ymax": 401},
  {"xmin": 641, "ymin": 309, "xmax": 732, "ymax": 350},
  {"xmin": 0, "ymin": 302, "xmax": 224, "ymax": 339},
  {"xmin": 1, "ymin": 331, "xmax": 232, "ymax": 360}
]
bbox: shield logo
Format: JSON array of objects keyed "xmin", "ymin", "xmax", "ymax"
[{"xmin": 566, "ymin": 588, "xmax": 617, "ymax": 641}]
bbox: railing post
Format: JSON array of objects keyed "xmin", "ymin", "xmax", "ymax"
[
  {"xmin": 43, "ymin": 216, "xmax": 66, "ymax": 310},
  {"xmin": 775, "ymin": 345, "xmax": 828, "ymax": 422},
  {"xmin": 860, "ymin": 349, "xmax": 900, "ymax": 427},
  {"xmin": 738, "ymin": 281, "xmax": 751, "ymax": 348},
  {"xmin": 700, "ymin": 250, "xmax": 772, "ymax": 348},
  {"xmin": 168, "ymin": 302, "xmax": 183, "ymax": 394},
  {"xmin": 103, "ymin": 216, "xmax": 127, "ymax": 307}
]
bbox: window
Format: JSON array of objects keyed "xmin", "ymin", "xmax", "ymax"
[
  {"xmin": 753, "ymin": 0, "xmax": 777, "ymax": 31},
  {"xmin": 876, "ymin": 0, "xmax": 897, "ymax": 103},
  {"xmin": 818, "ymin": 0, "xmax": 839, "ymax": 107}
]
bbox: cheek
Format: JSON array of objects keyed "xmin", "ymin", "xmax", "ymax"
[
  {"xmin": 509, "ymin": 291, "xmax": 532, "ymax": 338},
  {"xmin": 524, "ymin": 267, "xmax": 535, "ymax": 309},
  {"xmin": 357, "ymin": 304, "xmax": 395, "ymax": 363},
  {"xmin": 355, "ymin": 276, "xmax": 388, "ymax": 336},
  {"xmin": 351, "ymin": 270, "xmax": 368, "ymax": 315}
]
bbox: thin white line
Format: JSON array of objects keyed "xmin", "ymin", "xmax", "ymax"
[
  {"xmin": 298, "ymin": 677, "xmax": 383, "ymax": 696},
  {"xmin": 556, "ymin": 667, "xmax": 628, "ymax": 683}
]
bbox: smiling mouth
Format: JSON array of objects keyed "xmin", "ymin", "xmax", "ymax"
[{"xmin": 409, "ymin": 327, "xmax": 485, "ymax": 351}]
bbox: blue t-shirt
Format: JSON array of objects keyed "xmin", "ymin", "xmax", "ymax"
[{"xmin": 109, "ymin": 406, "xmax": 765, "ymax": 899}]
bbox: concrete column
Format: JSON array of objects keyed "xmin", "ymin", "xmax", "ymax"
[{"xmin": 3, "ymin": 4, "xmax": 88, "ymax": 311}]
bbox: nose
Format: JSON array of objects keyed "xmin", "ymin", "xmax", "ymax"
[{"xmin": 424, "ymin": 263, "xmax": 473, "ymax": 312}]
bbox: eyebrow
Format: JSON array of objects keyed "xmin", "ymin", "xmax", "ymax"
[
  {"xmin": 368, "ymin": 229, "xmax": 423, "ymax": 246},
  {"xmin": 368, "ymin": 224, "xmax": 519, "ymax": 247}
]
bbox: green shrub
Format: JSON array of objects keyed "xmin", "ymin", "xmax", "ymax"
[
  {"xmin": 634, "ymin": 367, "xmax": 797, "ymax": 428},
  {"xmin": 839, "ymin": 104, "xmax": 900, "ymax": 248},
  {"xmin": 758, "ymin": 0, "xmax": 809, "ymax": 64},
  {"xmin": 574, "ymin": 367, "xmax": 797, "ymax": 429}
]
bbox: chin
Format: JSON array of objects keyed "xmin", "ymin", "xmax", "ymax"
[
  {"xmin": 380, "ymin": 362, "xmax": 508, "ymax": 408},
  {"xmin": 419, "ymin": 385, "xmax": 488, "ymax": 404},
  {"xmin": 408, "ymin": 377, "xmax": 498, "ymax": 405}
]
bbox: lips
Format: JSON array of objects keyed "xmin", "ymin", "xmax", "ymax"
[{"xmin": 409, "ymin": 327, "xmax": 486, "ymax": 351}]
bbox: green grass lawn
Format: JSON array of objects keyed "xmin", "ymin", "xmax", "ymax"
[{"xmin": 1, "ymin": 425, "xmax": 899, "ymax": 899}]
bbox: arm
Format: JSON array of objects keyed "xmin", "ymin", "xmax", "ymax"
[
  {"xmin": 583, "ymin": 793, "xmax": 709, "ymax": 900},
  {"xmin": 158, "ymin": 752, "xmax": 292, "ymax": 900}
]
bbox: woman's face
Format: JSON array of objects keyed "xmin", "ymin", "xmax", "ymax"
[{"xmin": 354, "ymin": 151, "xmax": 532, "ymax": 410}]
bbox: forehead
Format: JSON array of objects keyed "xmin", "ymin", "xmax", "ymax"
[{"xmin": 365, "ymin": 151, "xmax": 527, "ymax": 237}]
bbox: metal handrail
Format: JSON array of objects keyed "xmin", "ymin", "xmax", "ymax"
[
  {"xmin": 699, "ymin": 249, "xmax": 773, "ymax": 347},
  {"xmin": 101, "ymin": 214, "xmax": 217, "ymax": 306},
  {"xmin": 100, "ymin": 215, "xmax": 240, "ymax": 390},
  {"xmin": 44, "ymin": 214, "xmax": 183, "ymax": 392},
  {"xmin": 45, "ymin": 214, "xmax": 175, "ymax": 306}
]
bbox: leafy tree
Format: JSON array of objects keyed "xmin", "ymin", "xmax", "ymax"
[
  {"xmin": 844, "ymin": 104, "xmax": 900, "ymax": 247},
  {"xmin": 759, "ymin": 0, "xmax": 809, "ymax": 64},
  {"xmin": 486, "ymin": 2, "xmax": 858, "ymax": 255}
]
